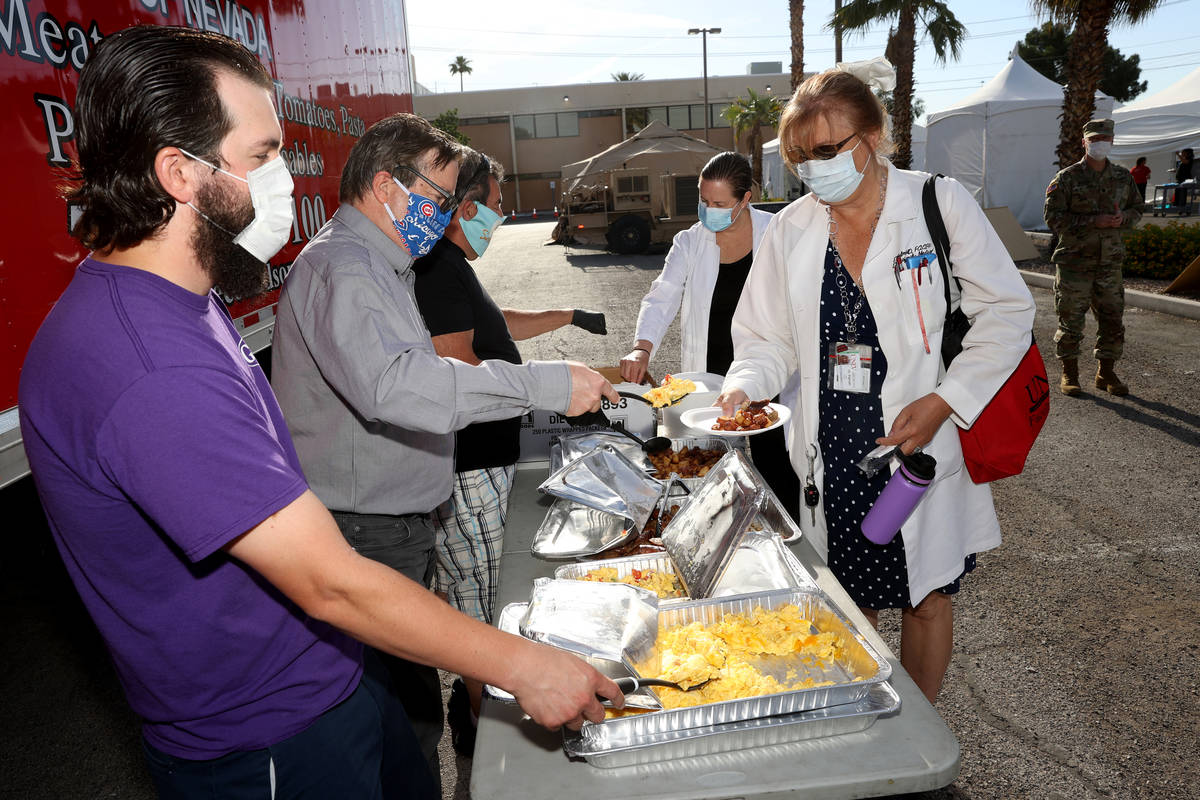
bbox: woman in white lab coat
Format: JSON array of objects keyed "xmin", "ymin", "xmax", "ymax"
[
  {"xmin": 718, "ymin": 64, "xmax": 1035, "ymax": 703},
  {"xmin": 621, "ymin": 152, "xmax": 799, "ymax": 518}
]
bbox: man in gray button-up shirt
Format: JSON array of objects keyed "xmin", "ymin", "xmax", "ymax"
[{"xmin": 271, "ymin": 114, "xmax": 616, "ymax": 774}]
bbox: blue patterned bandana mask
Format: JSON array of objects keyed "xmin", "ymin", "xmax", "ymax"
[{"xmin": 384, "ymin": 177, "xmax": 452, "ymax": 257}]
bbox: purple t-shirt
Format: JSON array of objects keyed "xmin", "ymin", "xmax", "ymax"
[{"xmin": 19, "ymin": 258, "xmax": 362, "ymax": 759}]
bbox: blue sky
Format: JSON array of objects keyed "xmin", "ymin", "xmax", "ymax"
[{"xmin": 407, "ymin": 0, "xmax": 1199, "ymax": 122}]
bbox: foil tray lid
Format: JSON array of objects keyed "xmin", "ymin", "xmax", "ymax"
[
  {"xmin": 538, "ymin": 444, "xmax": 661, "ymax": 533},
  {"xmin": 661, "ymin": 449, "xmax": 763, "ymax": 599},
  {"xmin": 519, "ymin": 577, "xmax": 660, "ymax": 667},
  {"xmin": 530, "ymin": 500, "xmax": 633, "ymax": 559},
  {"xmin": 552, "ymin": 431, "xmax": 651, "ymax": 474}
]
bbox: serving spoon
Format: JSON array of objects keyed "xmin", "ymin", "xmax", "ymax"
[{"xmin": 598, "ymin": 675, "xmax": 711, "ymax": 704}]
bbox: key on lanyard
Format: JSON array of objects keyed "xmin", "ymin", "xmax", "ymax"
[{"xmin": 803, "ymin": 444, "xmax": 820, "ymax": 526}]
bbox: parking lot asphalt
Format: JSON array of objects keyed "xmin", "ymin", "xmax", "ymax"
[{"xmin": 3, "ymin": 220, "xmax": 1197, "ymax": 800}]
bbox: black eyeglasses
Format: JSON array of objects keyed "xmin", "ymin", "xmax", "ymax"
[
  {"xmin": 393, "ymin": 164, "xmax": 459, "ymax": 214},
  {"xmin": 787, "ymin": 133, "xmax": 858, "ymax": 165}
]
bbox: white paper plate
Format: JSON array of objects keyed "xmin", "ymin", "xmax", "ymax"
[{"xmin": 679, "ymin": 404, "xmax": 791, "ymax": 437}]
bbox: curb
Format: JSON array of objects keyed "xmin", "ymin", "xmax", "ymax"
[{"xmin": 1019, "ymin": 270, "xmax": 1200, "ymax": 321}]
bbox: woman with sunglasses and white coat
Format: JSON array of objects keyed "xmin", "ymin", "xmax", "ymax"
[
  {"xmin": 716, "ymin": 64, "xmax": 1035, "ymax": 704},
  {"xmin": 621, "ymin": 152, "xmax": 800, "ymax": 519}
]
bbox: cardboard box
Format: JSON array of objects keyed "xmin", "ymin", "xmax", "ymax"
[
  {"xmin": 518, "ymin": 376, "xmax": 657, "ymax": 464},
  {"xmin": 592, "ymin": 366, "xmax": 655, "ymax": 386}
]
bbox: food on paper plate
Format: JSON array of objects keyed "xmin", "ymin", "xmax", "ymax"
[
  {"xmin": 642, "ymin": 374, "xmax": 697, "ymax": 408},
  {"xmin": 649, "ymin": 603, "xmax": 847, "ymax": 709},
  {"xmin": 580, "ymin": 566, "xmax": 683, "ymax": 599},
  {"xmin": 711, "ymin": 400, "xmax": 780, "ymax": 432},
  {"xmin": 647, "ymin": 446, "xmax": 724, "ymax": 479}
]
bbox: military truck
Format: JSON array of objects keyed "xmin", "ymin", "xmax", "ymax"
[{"xmin": 553, "ymin": 121, "xmax": 724, "ymax": 254}]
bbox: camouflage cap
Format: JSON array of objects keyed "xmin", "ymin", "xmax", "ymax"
[{"xmin": 1083, "ymin": 118, "xmax": 1115, "ymax": 138}]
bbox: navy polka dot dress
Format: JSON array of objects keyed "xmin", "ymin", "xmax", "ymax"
[{"xmin": 817, "ymin": 241, "xmax": 974, "ymax": 610}]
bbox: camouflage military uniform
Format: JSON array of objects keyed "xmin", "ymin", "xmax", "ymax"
[{"xmin": 1043, "ymin": 159, "xmax": 1142, "ymax": 361}]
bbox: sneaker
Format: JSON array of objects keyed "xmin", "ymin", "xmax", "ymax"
[{"xmin": 447, "ymin": 678, "xmax": 476, "ymax": 757}]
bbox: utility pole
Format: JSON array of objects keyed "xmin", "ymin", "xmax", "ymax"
[
  {"xmin": 834, "ymin": 0, "xmax": 843, "ymax": 63},
  {"xmin": 688, "ymin": 27, "xmax": 721, "ymax": 142}
]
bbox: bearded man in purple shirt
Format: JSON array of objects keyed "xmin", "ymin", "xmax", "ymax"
[{"xmin": 18, "ymin": 24, "xmax": 620, "ymax": 800}]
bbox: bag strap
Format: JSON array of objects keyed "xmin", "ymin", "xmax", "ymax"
[{"xmin": 921, "ymin": 173, "xmax": 960, "ymax": 323}]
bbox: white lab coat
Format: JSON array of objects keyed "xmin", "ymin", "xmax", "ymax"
[
  {"xmin": 724, "ymin": 163, "xmax": 1036, "ymax": 606},
  {"xmin": 633, "ymin": 208, "xmax": 801, "ymax": 425},
  {"xmin": 633, "ymin": 208, "xmax": 775, "ymax": 374}
]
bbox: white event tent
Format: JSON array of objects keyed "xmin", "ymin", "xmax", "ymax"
[
  {"xmin": 925, "ymin": 54, "xmax": 1113, "ymax": 230},
  {"xmin": 1110, "ymin": 65, "xmax": 1200, "ymax": 186}
]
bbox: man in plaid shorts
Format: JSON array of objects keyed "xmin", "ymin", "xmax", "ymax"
[{"xmin": 413, "ymin": 148, "xmax": 608, "ymax": 755}]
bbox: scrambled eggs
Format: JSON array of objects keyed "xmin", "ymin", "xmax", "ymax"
[
  {"xmin": 650, "ymin": 604, "xmax": 845, "ymax": 709},
  {"xmin": 642, "ymin": 374, "xmax": 696, "ymax": 408},
  {"xmin": 580, "ymin": 566, "xmax": 683, "ymax": 599}
]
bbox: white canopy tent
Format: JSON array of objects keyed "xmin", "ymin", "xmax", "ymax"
[
  {"xmin": 1111, "ymin": 65, "xmax": 1200, "ymax": 185},
  {"xmin": 925, "ymin": 54, "xmax": 1113, "ymax": 230},
  {"xmin": 761, "ymin": 125, "xmax": 924, "ymax": 201}
]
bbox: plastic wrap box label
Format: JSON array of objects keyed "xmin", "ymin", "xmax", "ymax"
[{"xmin": 518, "ymin": 382, "xmax": 655, "ymax": 463}]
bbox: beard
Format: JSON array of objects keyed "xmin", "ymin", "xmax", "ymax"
[{"xmin": 190, "ymin": 176, "xmax": 269, "ymax": 302}]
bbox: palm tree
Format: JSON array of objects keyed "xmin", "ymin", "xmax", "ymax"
[
  {"xmin": 790, "ymin": 0, "xmax": 804, "ymax": 91},
  {"xmin": 721, "ymin": 88, "xmax": 784, "ymax": 191},
  {"xmin": 611, "ymin": 71, "xmax": 645, "ymax": 81},
  {"xmin": 831, "ymin": 0, "xmax": 966, "ymax": 170},
  {"xmin": 449, "ymin": 55, "xmax": 472, "ymax": 92},
  {"xmin": 1028, "ymin": 0, "xmax": 1162, "ymax": 168}
]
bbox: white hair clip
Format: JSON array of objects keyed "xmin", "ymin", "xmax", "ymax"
[{"xmin": 835, "ymin": 57, "xmax": 897, "ymax": 92}]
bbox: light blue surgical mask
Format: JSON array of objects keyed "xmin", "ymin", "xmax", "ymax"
[
  {"xmin": 459, "ymin": 201, "xmax": 506, "ymax": 258},
  {"xmin": 796, "ymin": 138, "xmax": 867, "ymax": 204},
  {"xmin": 384, "ymin": 177, "xmax": 453, "ymax": 258},
  {"xmin": 697, "ymin": 200, "xmax": 743, "ymax": 233}
]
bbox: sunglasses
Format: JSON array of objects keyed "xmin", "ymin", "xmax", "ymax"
[
  {"xmin": 393, "ymin": 164, "xmax": 459, "ymax": 214},
  {"xmin": 786, "ymin": 133, "xmax": 858, "ymax": 165}
]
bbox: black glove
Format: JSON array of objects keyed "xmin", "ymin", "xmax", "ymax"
[{"xmin": 571, "ymin": 309, "xmax": 607, "ymax": 335}]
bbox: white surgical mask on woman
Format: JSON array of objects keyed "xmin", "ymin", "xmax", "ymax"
[{"xmin": 795, "ymin": 137, "xmax": 867, "ymax": 204}]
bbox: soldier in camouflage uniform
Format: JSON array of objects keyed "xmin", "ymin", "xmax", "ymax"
[{"xmin": 1043, "ymin": 118, "xmax": 1142, "ymax": 397}]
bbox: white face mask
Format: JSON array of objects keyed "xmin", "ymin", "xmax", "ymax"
[
  {"xmin": 1085, "ymin": 140, "xmax": 1113, "ymax": 160},
  {"xmin": 795, "ymin": 138, "xmax": 867, "ymax": 204},
  {"xmin": 179, "ymin": 148, "xmax": 295, "ymax": 263}
]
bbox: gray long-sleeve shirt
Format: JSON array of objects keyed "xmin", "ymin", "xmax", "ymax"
[{"xmin": 271, "ymin": 205, "xmax": 571, "ymax": 515}]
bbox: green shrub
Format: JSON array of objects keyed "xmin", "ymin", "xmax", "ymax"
[{"xmin": 1122, "ymin": 221, "xmax": 1200, "ymax": 280}]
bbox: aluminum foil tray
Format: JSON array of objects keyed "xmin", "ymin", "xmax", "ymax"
[
  {"xmin": 549, "ymin": 431, "xmax": 648, "ymax": 475},
  {"xmin": 553, "ymin": 532, "xmax": 817, "ymax": 601},
  {"xmin": 519, "ymin": 578, "xmax": 658, "ymax": 665},
  {"xmin": 562, "ymin": 680, "xmax": 900, "ymax": 768},
  {"xmin": 604, "ymin": 588, "xmax": 891, "ymax": 740},
  {"xmin": 661, "ymin": 449, "xmax": 762, "ymax": 598},
  {"xmin": 642, "ymin": 436, "xmax": 733, "ymax": 488},
  {"xmin": 550, "ymin": 434, "xmax": 732, "ymax": 488},
  {"xmin": 539, "ymin": 444, "xmax": 661, "ymax": 533},
  {"xmin": 662, "ymin": 473, "xmax": 802, "ymax": 547},
  {"xmin": 531, "ymin": 499, "xmax": 632, "ymax": 560},
  {"xmin": 486, "ymin": 603, "xmax": 661, "ymax": 710}
]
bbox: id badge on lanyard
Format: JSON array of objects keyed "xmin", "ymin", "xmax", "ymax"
[{"xmin": 827, "ymin": 342, "xmax": 873, "ymax": 393}]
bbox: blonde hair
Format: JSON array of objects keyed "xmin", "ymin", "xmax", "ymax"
[{"xmin": 778, "ymin": 69, "xmax": 893, "ymax": 170}]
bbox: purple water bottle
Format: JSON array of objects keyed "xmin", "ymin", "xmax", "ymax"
[{"xmin": 861, "ymin": 450, "xmax": 937, "ymax": 545}]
